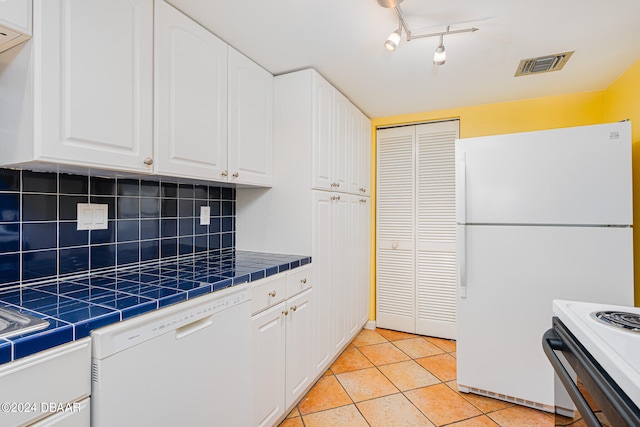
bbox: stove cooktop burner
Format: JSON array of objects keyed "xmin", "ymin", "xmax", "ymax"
[{"xmin": 592, "ymin": 311, "xmax": 640, "ymax": 333}]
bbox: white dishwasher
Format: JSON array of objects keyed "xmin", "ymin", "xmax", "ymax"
[{"xmin": 90, "ymin": 284, "xmax": 251, "ymax": 427}]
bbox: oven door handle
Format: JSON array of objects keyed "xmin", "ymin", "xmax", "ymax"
[{"xmin": 542, "ymin": 328, "xmax": 601, "ymax": 427}]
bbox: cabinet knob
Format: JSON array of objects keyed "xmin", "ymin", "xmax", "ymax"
[
  {"xmin": 300, "ymin": 278, "xmax": 307, "ymax": 284},
  {"xmin": 392, "ymin": 242, "xmax": 399, "ymax": 249},
  {"xmin": 360, "ymin": 187, "xmax": 367, "ymax": 193},
  {"xmin": 143, "ymin": 157, "xmax": 153, "ymax": 166},
  {"xmin": 232, "ymin": 172, "xmax": 239, "ymax": 178},
  {"xmin": 221, "ymin": 170, "xmax": 228, "ymax": 177},
  {"xmin": 282, "ymin": 309, "xmax": 289, "ymax": 316},
  {"xmin": 331, "ymin": 195, "xmax": 341, "ymax": 201},
  {"xmin": 291, "ymin": 305, "xmax": 298, "ymax": 312},
  {"xmin": 360, "ymin": 198, "xmax": 367, "ymax": 203},
  {"xmin": 268, "ymin": 290, "xmax": 276, "ymax": 297}
]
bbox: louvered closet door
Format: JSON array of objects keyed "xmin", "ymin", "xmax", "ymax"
[
  {"xmin": 415, "ymin": 121, "xmax": 458, "ymax": 339},
  {"xmin": 376, "ymin": 126, "xmax": 416, "ymax": 332}
]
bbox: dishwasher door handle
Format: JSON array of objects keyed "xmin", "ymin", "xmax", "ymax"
[{"xmin": 175, "ymin": 315, "xmax": 214, "ymax": 340}]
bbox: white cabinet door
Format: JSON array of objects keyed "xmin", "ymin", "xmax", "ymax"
[
  {"xmin": 154, "ymin": 0, "xmax": 227, "ymax": 180},
  {"xmin": 359, "ymin": 196, "xmax": 371, "ymax": 327},
  {"xmin": 311, "ymin": 191, "xmax": 333, "ymax": 376},
  {"xmin": 360, "ymin": 112, "xmax": 372, "ymax": 197},
  {"xmin": 332, "ymin": 91, "xmax": 350, "ymax": 193},
  {"xmin": 331, "ymin": 192, "xmax": 349, "ymax": 352},
  {"xmin": 252, "ymin": 302, "xmax": 286, "ymax": 427},
  {"xmin": 285, "ymin": 289, "xmax": 313, "ymax": 409},
  {"xmin": 228, "ymin": 47, "xmax": 273, "ymax": 186},
  {"xmin": 312, "ymin": 73, "xmax": 334, "ymax": 191},
  {"xmin": 36, "ymin": 0, "xmax": 154, "ymax": 173},
  {"xmin": 348, "ymin": 194, "xmax": 370, "ymax": 334}
]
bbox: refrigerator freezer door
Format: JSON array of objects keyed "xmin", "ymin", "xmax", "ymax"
[
  {"xmin": 456, "ymin": 122, "xmax": 632, "ymax": 226},
  {"xmin": 456, "ymin": 224, "xmax": 633, "ymax": 408}
]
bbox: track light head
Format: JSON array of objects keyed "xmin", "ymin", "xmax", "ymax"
[
  {"xmin": 384, "ymin": 29, "xmax": 402, "ymax": 51},
  {"xmin": 433, "ymin": 35, "xmax": 446, "ymax": 65}
]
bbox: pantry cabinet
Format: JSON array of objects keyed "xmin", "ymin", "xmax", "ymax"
[
  {"xmin": 0, "ymin": 0, "xmax": 155, "ymax": 173},
  {"xmin": 238, "ymin": 69, "xmax": 371, "ymax": 416},
  {"xmin": 154, "ymin": 0, "xmax": 228, "ymax": 181},
  {"xmin": 251, "ymin": 266, "xmax": 313, "ymax": 427}
]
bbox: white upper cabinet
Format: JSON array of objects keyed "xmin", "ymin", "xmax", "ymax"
[
  {"xmin": 154, "ymin": 0, "xmax": 227, "ymax": 180},
  {"xmin": 311, "ymin": 72, "xmax": 368, "ymax": 195},
  {"xmin": 227, "ymin": 47, "xmax": 273, "ymax": 186},
  {"xmin": 36, "ymin": 0, "xmax": 154, "ymax": 172},
  {"xmin": 312, "ymin": 73, "xmax": 334, "ymax": 192}
]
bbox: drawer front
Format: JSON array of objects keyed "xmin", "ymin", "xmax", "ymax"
[
  {"xmin": 0, "ymin": 338, "xmax": 91, "ymax": 426},
  {"xmin": 251, "ymin": 274, "xmax": 287, "ymax": 315},
  {"xmin": 286, "ymin": 264, "xmax": 313, "ymax": 298}
]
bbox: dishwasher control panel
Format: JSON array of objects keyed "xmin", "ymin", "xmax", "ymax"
[{"xmin": 95, "ymin": 288, "xmax": 250, "ymax": 356}]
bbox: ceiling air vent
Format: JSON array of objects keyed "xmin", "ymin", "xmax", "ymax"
[{"xmin": 515, "ymin": 51, "xmax": 574, "ymax": 77}]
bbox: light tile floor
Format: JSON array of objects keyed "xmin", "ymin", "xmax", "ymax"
[{"xmin": 279, "ymin": 328, "xmax": 555, "ymax": 427}]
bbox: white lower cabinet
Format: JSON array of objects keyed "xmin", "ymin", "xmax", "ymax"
[
  {"xmin": 0, "ymin": 338, "xmax": 91, "ymax": 427},
  {"xmin": 252, "ymin": 266, "xmax": 313, "ymax": 427}
]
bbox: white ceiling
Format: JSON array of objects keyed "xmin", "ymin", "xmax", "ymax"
[{"xmin": 166, "ymin": 0, "xmax": 640, "ymax": 118}]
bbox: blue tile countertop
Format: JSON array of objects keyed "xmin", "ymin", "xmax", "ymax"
[{"xmin": 0, "ymin": 250, "xmax": 311, "ymax": 364}]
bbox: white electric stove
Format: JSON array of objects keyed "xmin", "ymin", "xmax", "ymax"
[{"xmin": 544, "ymin": 299, "xmax": 640, "ymax": 426}]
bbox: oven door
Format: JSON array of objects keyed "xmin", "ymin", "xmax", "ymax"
[{"xmin": 542, "ymin": 317, "xmax": 640, "ymax": 427}]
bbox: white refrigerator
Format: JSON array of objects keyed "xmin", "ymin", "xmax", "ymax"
[{"xmin": 455, "ymin": 121, "xmax": 634, "ymax": 411}]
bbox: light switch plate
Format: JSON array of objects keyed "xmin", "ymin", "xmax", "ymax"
[
  {"xmin": 200, "ymin": 206, "xmax": 211, "ymax": 225},
  {"xmin": 77, "ymin": 203, "xmax": 109, "ymax": 230}
]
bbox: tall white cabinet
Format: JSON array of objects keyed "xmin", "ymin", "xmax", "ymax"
[
  {"xmin": 238, "ymin": 69, "xmax": 371, "ymax": 424},
  {"xmin": 376, "ymin": 120, "xmax": 459, "ymax": 339}
]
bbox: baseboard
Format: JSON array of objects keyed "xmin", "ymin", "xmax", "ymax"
[{"xmin": 364, "ymin": 320, "xmax": 376, "ymax": 330}]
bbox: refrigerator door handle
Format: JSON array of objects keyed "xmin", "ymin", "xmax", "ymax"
[
  {"xmin": 457, "ymin": 224, "xmax": 467, "ymax": 298},
  {"xmin": 456, "ymin": 153, "xmax": 466, "ymax": 224}
]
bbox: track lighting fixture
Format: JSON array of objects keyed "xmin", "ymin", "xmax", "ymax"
[
  {"xmin": 378, "ymin": 1, "xmax": 478, "ymax": 66},
  {"xmin": 433, "ymin": 34, "xmax": 446, "ymax": 65},
  {"xmin": 384, "ymin": 26, "xmax": 402, "ymax": 51}
]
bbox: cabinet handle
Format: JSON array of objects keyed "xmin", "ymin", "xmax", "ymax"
[
  {"xmin": 300, "ymin": 278, "xmax": 307, "ymax": 284},
  {"xmin": 232, "ymin": 172, "xmax": 239, "ymax": 178},
  {"xmin": 291, "ymin": 305, "xmax": 298, "ymax": 312},
  {"xmin": 221, "ymin": 170, "xmax": 228, "ymax": 177},
  {"xmin": 268, "ymin": 290, "xmax": 276, "ymax": 297},
  {"xmin": 360, "ymin": 198, "xmax": 367, "ymax": 203},
  {"xmin": 360, "ymin": 187, "xmax": 366, "ymax": 193},
  {"xmin": 331, "ymin": 195, "xmax": 341, "ymax": 201},
  {"xmin": 335, "ymin": 183, "xmax": 340, "ymax": 188},
  {"xmin": 143, "ymin": 157, "xmax": 153, "ymax": 166},
  {"xmin": 282, "ymin": 309, "xmax": 289, "ymax": 316}
]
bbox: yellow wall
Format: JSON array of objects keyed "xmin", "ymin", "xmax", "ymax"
[
  {"xmin": 368, "ymin": 59, "xmax": 640, "ymax": 319},
  {"xmin": 604, "ymin": 59, "xmax": 640, "ymax": 305}
]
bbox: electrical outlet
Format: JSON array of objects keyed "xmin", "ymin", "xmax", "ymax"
[
  {"xmin": 77, "ymin": 203, "xmax": 109, "ymax": 230},
  {"xmin": 200, "ymin": 206, "xmax": 211, "ymax": 225}
]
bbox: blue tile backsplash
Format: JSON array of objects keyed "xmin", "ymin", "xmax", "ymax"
[{"xmin": 0, "ymin": 168, "xmax": 236, "ymax": 288}]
